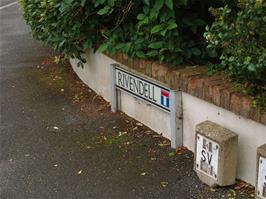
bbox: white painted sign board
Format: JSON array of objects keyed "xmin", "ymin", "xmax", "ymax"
[
  {"xmin": 196, "ymin": 134, "xmax": 219, "ymax": 180},
  {"xmin": 257, "ymin": 156, "xmax": 266, "ymax": 199},
  {"xmin": 115, "ymin": 67, "xmax": 170, "ymax": 112}
]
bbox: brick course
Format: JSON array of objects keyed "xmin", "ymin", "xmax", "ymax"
[{"xmin": 105, "ymin": 52, "xmax": 266, "ymax": 125}]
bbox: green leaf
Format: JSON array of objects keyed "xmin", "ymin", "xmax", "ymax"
[
  {"xmin": 148, "ymin": 41, "xmax": 164, "ymax": 49},
  {"xmin": 59, "ymin": 39, "xmax": 65, "ymax": 48},
  {"xmin": 207, "ymin": 49, "xmax": 217, "ymax": 58},
  {"xmin": 98, "ymin": 43, "xmax": 109, "ymax": 52},
  {"xmin": 81, "ymin": 0, "xmax": 86, "ymax": 7},
  {"xmin": 153, "ymin": 0, "xmax": 164, "ymax": 11},
  {"xmin": 160, "ymin": 29, "xmax": 167, "ymax": 36},
  {"xmin": 143, "ymin": 0, "xmax": 150, "ymax": 6},
  {"xmin": 194, "ymin": 18, "xmax": 206, "ymax": 26},
  {"xmin": 159, "ymin": 54, "xmax": 165, "ymax": 62},
  {"xmin": 107, "ymin": 0, "xmax": 115, "ymax": 6},
  {"xmin": 168, "ymin": 152, "xmax": 175, "ymax": 157},
  {"xmin": 150, "ymin": 0, "xmax": 164, "ymax": 19},
  {"xmin": 167, "ymin": 21, "xmax": 177, "ymax": 30},
  {"xmin": 137, "ymin": 14, "xmax": 145, "ymax": 20},
  {"xmin": 247, "ymin": 64, "xmax": 256, "ymax": 72},
  {"xmin": 151, "ymin": 24, "xmax": 164, "ymax": 34},
  {"xmin": 94, "ymin": 0, "xmax": 105, "ymax": 7},
  {"xmin": 136, "ymin": 51, "xmax": 145, "ymax": 58},
  {"xmin": 146, "ymin": 50, "xmax": 158, "ymax": 57},
  {"xmin": 83, "ymin": 39, "xmax": 92, "ymax": 49},
  {"xmin": 173, "ymin": 56, "xmax": 183, "ymax": 65},
  {"xmin": 228, "ymin": 56, "xmax": 235, "ymax": 62},
  {"xmin": 191, "ymin": 48, "xmax": 201, "ymax": 56},
  {"xmin": 165, "ymin": 0, "xmax": 173, "ymax": 10},
  {"xmin": 179, "ymin": 0, "xmax": 188, "ymax": 6},
  {"xmin": 97, "ymin": 6, "xmax": 111, "ymax": 15},
  {"xmin": 64, "ymin": 0, "xmax": 74, "ymax": 4}
]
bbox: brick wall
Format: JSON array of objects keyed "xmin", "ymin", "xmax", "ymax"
[{"xmin": 105, "ymin": 52, "xmax": 266, "ymax": 125}]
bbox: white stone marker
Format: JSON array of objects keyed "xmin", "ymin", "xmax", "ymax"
[
  {"xmin": 195, "ymin": 120, "xmax": 238, "ymax": 187},
  {"xmin": 256, "ymin": 144, "xmax": 266, "ymax": 199}
]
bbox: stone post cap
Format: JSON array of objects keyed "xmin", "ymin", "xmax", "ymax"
[
  {"xmin": 257, "ymin": 144, "xmax": 266, "ymax": 156},
  {"xmin": 196, "ymin": 120, "xmax": 238, "ymax": 142}
]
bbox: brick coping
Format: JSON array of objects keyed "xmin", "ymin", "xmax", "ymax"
[{"xmin": 105, "ymin": 52, "xmax": 265, "ymax": 125}]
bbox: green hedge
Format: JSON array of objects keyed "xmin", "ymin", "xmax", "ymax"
[
  {"xmin": 205, "ymin": 0, "xmax": 266, "ymax": 110},
  {"xmin": 20, "ymin": 0, "xmax": 265, "ymax": 110},
  {"xmin": 19, "ymin": 0, "xmax": 226, "ymax": 63}
]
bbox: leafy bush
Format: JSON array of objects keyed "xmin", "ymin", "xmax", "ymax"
[
  {"xmin": 204, "ymin": 0, "xmax": 266, "ymax": 109},
  {"xmin": 19, "ymin": 0, "xmax": 125, "ymax": 62},
  {"xmin": 19, "ymin": 0, "xmax": 224, "ymax": 65},
  {"xmin": 20, "ymin": 0, "xmax": 265, "ymax": 110}
]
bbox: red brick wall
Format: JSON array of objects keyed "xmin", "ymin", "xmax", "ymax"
[{"xmin": 105, "ymin": 52, "xmax": 266, "ymax": 125}]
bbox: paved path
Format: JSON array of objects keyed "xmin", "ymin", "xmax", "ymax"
[{"xmin": 0, "ymin": 2, "xmax": 253, "ymax": 199}]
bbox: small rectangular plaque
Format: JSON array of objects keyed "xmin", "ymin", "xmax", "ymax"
[
  {"xmin": 196, "ymin": 134, "xmax": 219, "ymax": 180},
  {"xmin": 257, "ymin": 156, "xmax": 266, "ymax": 199}
]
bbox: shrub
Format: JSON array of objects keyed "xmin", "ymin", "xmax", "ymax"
[
  {"xmin": 20, "ymin": 0, "xmax": 265, "ymax": 110},
  {"xmin": 204, "ymin": 0, "xmax": 266, "ymax": 109},
  {"xmin": 19, "ymin": 0, "xmax": 224, "ymax": 65},
  {"xmin": 19, "ymin": 0, "xmax": 125, "ymax": 62}
]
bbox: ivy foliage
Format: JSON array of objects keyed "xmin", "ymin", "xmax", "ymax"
[
  {"xmin": 204, "ymin": 0, "xmax": 266, "ymax": 110},
  {"xmin": 19, "ymin": 0, "xmax": 224, "ymax": 65}
]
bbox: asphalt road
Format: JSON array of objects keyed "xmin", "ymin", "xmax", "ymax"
[{"xmin": 0, "ymin": 2, "xmax": 253, "ymax": 199}]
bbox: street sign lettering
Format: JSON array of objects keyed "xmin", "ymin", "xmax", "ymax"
[
  {"xmin": 196, "ymin": 134, "xmax": 219, "ymax": 179},
  {"xmin": 115, "ymin": 67, "xmax": 170, "ymax": 112},
  {"xmin": 201, "ymin": 150, "xmax": 213, "ymax": 165}
]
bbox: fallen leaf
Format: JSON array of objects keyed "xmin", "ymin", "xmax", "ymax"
[
  {"xmin": 158, "ymin": 143, "xmax": 170, "ymax": 147},
  {"xmin": 160, "ymin": 182, "xmax": 168, "ymax": 187},
  {"xmin": 53, "ymin": 126, "xmax": 59, "ymax": 130},
  {"xmin": 168, "ymin": 152, "xmax": 175, "ymax": 157},
  {"xmin": 118, "ymin": 131, "xmax": 127, "ymax": 136},
  {"xmin": 210, "ymin": 188, "xmax": 216, "ymax": 192},
  {"xmin": 152, "ymin": 135, "xmax": 162, "ymax": 138},
  {"xmin": 144, "ymin": 130, "xmax": 152, "ymax": 134},
  {"xmin": 140, "ymin": 172, "xmax": 146, "ymax": 176},
  {"xmin": 54, "ymin": 164, "xmax": 58, "ymax": 167},
  {"xmin": 25, "ymin": 154, "xmax": 30, "ymax": 157},
  {"xmin": 136, "ymin": 123, "xmax": 143, "ymax": 127},
  {"xmin": 78, "ymin": 170, "xmax": 82, "ymax": 175}
]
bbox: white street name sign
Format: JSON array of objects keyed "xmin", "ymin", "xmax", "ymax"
[{"xmin": 115, "ymin": 67, "xmax": 170, "ymax": 112}]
